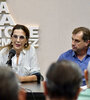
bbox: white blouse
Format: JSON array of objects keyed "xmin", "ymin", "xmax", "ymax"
[{"xmin": 0, "ymin": 45, "xmax": 40, "ymax": 76}]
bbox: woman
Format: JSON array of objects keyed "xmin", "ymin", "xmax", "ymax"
[{"xmin": 0, "ymin": 24, "xmax": 41, "ymax": 82}]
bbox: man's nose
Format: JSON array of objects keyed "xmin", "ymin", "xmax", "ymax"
[{"xmin": 72, "ymin": 40, "xmax": 75, "ymax": 45}]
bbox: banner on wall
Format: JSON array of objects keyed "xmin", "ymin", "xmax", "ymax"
[{"xmin": 0, "ymin": 1, "xmax": 39, "ymax": 48}]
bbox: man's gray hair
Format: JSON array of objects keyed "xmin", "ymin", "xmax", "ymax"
[
  {"xmin": 46, "ymin": 60, "xmax": 82, "ymax": 99},
  {"xmin": 0, "ymin": 66, "xmax": 20, "ymax": 100}
]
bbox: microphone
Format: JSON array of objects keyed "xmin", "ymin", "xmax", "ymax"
[
  {"xmin": 6, "ymin": 49, "xmax": 16, "ymax": 66},
  {"xmin": 8, "ymin": 49, "xmax": 16, "ymax": 60}
]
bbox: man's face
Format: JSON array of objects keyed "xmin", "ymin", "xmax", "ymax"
[{"xmin": 72, "ymin": 31, "xmax": 88, "ymax": 52}]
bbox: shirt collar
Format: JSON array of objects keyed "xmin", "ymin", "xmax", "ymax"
[
  {"xmin": 21, "ymin": 49, "xmax": 26, "ymax": 55},
  {"xmin": 87, "ymin": 47, "xmax": 90, "ymax": 56},
  {"xmin": 72, "ymin": 50, "xmax": 76, "ymax": 57}
]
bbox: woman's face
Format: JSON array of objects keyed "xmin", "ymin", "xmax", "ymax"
[{"xmin": 11, "ymin": 29, "xmax": 27, "ymax": 52}]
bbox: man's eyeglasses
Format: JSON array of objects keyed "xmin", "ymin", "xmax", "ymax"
[{"xmin": 12, "ymin": 35, "xmax": 26, "ymax": 40}]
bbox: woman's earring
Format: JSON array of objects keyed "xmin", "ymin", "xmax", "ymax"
[{"xmin": 24, "ymin": 43, "xmax": 28, "ymax": 48}]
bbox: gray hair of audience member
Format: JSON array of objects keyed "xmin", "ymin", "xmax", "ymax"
[
  {"xmin": 0, "ymin": 67, "xmax": 20, "ymax": 100},
  {"xmin": 46, "ymin": 60, "xmax": 82, "ymax": 100}
]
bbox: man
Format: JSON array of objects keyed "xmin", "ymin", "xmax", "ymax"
[
  {"xmin": 43, "ymin": 60, "xmax": 82, "ymax": 100},
  {"xmin": 58, "ymin": 27, "xmax": 90, "ymax": 86},
  {"xmin": 78, "ymin": 62, "xmax": 90, "ymax": 100},
  {"xmin": 0, "ymin": 66, "xmax": 26, "ymax": 100}
]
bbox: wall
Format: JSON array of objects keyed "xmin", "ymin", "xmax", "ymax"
[{"xmin": 5, "ymin": 0, "xmax": 90, "ymax": 78}]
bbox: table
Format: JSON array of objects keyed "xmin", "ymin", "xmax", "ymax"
[{"xmin": 21, "ymin": 82, "xmax": 45, "ymax": 100}]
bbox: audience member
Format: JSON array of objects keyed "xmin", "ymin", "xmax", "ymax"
[
  {"xmin": 78, "ymin": 62, "xmax": 90, "ymax": 100},
  {"xmin": 0, "ymin": 66, "xmax": 26, "ymax": 100},
  {"xmin": 43, "ymin": 60, "xmax": 82, "ymax": 100}
]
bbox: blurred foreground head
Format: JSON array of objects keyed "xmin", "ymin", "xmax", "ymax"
[
  {"xmin": 0, "ymin": 66, "xmax": 26, "ymax": 100},
  {"xmin": 44, "ymin": 60, "xmax": 82, "ymax": 100}
]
